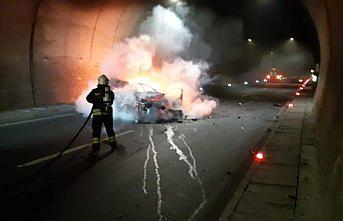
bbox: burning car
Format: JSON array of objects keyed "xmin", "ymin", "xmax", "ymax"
[
  {"xmin": 111, "ymin": 81, "xmax": 183, "ymax": 123},
  {"xmin": 134, "ymin": 84, "xmax": 183, "ymax": 123}
]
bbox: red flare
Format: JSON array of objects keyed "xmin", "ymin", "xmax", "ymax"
[{"xmin": 255, "ymin": 152, "xmax": 264, "ymax": 160}]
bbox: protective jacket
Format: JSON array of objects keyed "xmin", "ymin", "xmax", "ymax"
[{"xmin": 86, "ymin": 85, "xmax": 115, "ymax": 116}]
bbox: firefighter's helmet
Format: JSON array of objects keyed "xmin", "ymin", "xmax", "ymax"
[{"xmin": 98, "ymin": 74, "xmax": 109, "ymax": 85}]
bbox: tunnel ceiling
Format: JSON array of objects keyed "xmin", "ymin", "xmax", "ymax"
[{"xmin": 189, "ymin": 0, "xmax": 320, "ymax": 60}]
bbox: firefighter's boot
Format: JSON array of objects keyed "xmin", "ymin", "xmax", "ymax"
[
  {"xmin": 89, "ymin": 138, "xmax": 100, "ymax": 157},
  {"xmin": 109, "ymin": 136, "xmax": 117, "ymax": 151}
]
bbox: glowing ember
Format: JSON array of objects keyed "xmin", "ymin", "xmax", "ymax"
[
  {"xmin": 296, "ymin": 92, "xmax": 300, "ymax": 96},
  {"xmin": 288, "ymin": 103, "xmax": 294, "ymax": 108},
  {"xmin": 255, "ymin": 152, "xmax": 264, "ymax": 160}
]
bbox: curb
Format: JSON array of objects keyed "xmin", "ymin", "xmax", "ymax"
[{"xmin": 218, "ymin": 102, "xmax": 290, "ymax": 221}]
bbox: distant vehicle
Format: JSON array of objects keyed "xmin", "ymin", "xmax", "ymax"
[{"xmin": 263, "ymin": 68, "xmax": 287, "ymax": 83}]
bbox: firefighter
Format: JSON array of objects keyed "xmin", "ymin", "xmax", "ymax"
[{"xmin": 86, "ymin": 74, "xmax": 116, "ymax": 156}]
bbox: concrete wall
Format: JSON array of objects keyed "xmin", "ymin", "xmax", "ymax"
[
  {"xmin": 0, "ymin": 0, "xmax": 40, "ymax": 109},
  {"xmin": 0, "ymin": 0, "xmax": 151, "ymax": 110},
  {"xmin": 303, "ymin": 0, "xmax": 343, "ymax": 219}
]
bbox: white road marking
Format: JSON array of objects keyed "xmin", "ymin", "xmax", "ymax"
[
  {"xmin": 180, "ymin": 133, "xmax": 207, "ymax": 221},
  {"xmin": 188, "ymin": 199, "xmax": 207, "ymax": 221},
  {"xmin": 165, "ymin": 125, "xmax": 196, "ymax": 179},
  {"xmin": 148, "ymin": 127, "xmax": 165, "ymax": 221},
  {"xmin": 142, "ymin": 144, "xmax": 151, "ymax": 194},
  {"xmin": 0, "ymin": 112, "xmax": 81, "ymax": 128},
  {"xmin": 17, "ymin": 130, "xmax": 134, "ymax": 168},
  {"xmin": 180, "ymin": 134, "xmax": 198, "ymax": 176}
]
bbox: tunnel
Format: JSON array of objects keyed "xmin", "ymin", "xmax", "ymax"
[{"xmin": 1, "ymin": 0, "xmax": 343, "ymax": 220}]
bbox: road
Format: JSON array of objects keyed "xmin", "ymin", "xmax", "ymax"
[{"xmin": 0, "ymin": 86, "xmax": 295, "ymax": 221}]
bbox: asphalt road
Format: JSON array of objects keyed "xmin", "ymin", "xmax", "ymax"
[{"xmin": 0, "ymin": 86, "xmax": 295, "ymax": 221}]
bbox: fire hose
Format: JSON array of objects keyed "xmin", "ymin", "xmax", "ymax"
[{"xmin": 2, "ymin": 108, "xmax": 93, "ymax": 191}]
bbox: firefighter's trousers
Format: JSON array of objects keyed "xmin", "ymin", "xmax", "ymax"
[{"xmin": 91, "ymin": 114, "xmax": 116, "ymax": 152}]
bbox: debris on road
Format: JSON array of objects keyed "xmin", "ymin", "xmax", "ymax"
[{"xmin": 115, "ymin": 214, "xmax": 123, "ymax": 219}]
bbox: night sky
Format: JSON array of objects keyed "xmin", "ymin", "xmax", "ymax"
[{"xmin": 190, "ymin": 0, "xmax": 320, "ymax": 62}]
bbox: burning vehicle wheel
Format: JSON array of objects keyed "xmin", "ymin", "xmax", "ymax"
[
  {"xmin": 168, "ymin": 109, "xmax": 183, "ymax": 122},
  {"xmin": 134, "ymin": 84, "xmax": 184, "ymax": 123},
  {"xmin": 137, "ymin": 104, "xmax": 159, "ymax": 123},
  {"xmin": 137, "ymin": 102, "xmax": 183, "ymax": 123}
]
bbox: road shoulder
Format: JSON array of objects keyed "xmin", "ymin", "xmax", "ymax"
[{"xmin": 219, "ymin": 97, "xmax": 322, "ymax": 221}]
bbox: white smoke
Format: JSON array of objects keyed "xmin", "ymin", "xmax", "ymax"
[
  {"xmin": 75, "ymin": 80, "xmax": 96, "ymax": 116},
  {"xmin": 139, "ymin": 5, "xmax": 193, "ymax": 59},
  {"xmin": 76, "ymin": 4, "xmax": 217, "ymax": 120},
  {"xmin": 257, "ymin": 43, "xmax": 314, "ymax": 75}
]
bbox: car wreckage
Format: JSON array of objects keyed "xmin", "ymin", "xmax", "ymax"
[{"xmin": 110, "ymin": 79, "xmax": 183, "ymax": 123}]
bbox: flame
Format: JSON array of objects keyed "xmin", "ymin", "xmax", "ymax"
[
  {"xmin": 127, "ymin": 75, "xmax": 162, "ymax": 92},
  {"xmin": 75, "ymin": 5, "xmax": 217, "ymax": 120}
]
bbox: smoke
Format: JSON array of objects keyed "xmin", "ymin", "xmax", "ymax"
[
  {"xmin": 75, "ymin": 4, "xmax": 217, "ymax": 120},
  {"xmin": 240, "ymin": 42, "xmax": 315, "ymax": 80},
  {"xmin": 139, "ymin": 5, "xmax": 192, "ymax": 59},
  {"xmin": 180, "ymin": 7, "xmax": 245, "ymax": 76},
  {"xmin": 257, "ymin": 43, "xmax": 314, "ymax": 76},
  {"xmin": 206, "ymin": 19, "xmax": 244, "ymax": 66}
]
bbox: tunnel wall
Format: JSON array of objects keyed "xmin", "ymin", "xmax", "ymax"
[
  {"xmin": 0, "ymin": 0, "xmax": 152, "ymax": 110},
  {"xmin": 303, "ymin": 0, "xmax": 343, "ymax": 219},
  {"xmin": 0, "ymin": 0, "xmax": 40, "ymax": 109}
]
